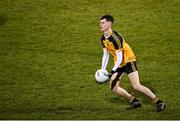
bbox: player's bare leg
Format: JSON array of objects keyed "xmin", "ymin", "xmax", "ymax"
[
  {"xmin": 110, "ymin": 72, "xmax": 141, "ymax": 108},
  {"xmin": 110, "ymin": 73, "xmax": 131, "ymax": 98},
  {"xmin": 128, "ymin": 71, "xmax": 166, "ymax": 111},
  {"xmin": 128, "ymin": 71, "xmax": 156, "ymax": 99}
]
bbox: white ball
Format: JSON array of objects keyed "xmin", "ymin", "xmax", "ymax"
[{"xmin": 95, "ymin": 69, "xmax": 109, "ymax": 83}]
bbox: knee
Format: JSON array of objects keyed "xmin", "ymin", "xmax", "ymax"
[
  {"xmin": 110, "ymin": 79, "xmax": 119, "ymax": 92},
  {"xmin": 110, "ymin": 72, "xmax": 119, "ymax": 92},
  {"xmin": 133, "ymin": 84, "xmax": 142, "ymax": 91},
  {"xmin": 111, "ymin": 84, "xmax": 118, "ymax": 92}
]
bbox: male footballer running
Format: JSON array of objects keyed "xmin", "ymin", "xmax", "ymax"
[{"xmin": 99, "ymin": 15, "xmax": 166, "ymax": 112}]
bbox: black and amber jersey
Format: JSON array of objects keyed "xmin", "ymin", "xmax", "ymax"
[{"xmin": 101, "ymin": 31, "xmax": 136, "ymax": 67}]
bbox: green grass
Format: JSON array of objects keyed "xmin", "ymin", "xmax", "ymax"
[{"xmin": 0, "ymin": 0, "xmax": 179, "ymax": 119}]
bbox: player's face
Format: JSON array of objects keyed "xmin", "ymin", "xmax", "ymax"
[{"xmin": 100, "ymin": 19, "xmax": 111, "ymax": 32}]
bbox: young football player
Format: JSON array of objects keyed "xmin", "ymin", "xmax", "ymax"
[{"xmin": 99, "ymin": 15, "xmax": 165, "ymax": 112}]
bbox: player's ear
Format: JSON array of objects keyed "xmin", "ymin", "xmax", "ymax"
[
  {"xmin": 107, "ymin": 21, "xmax": 111, "ymax": 26},
  {"xmin": 108, "ymin": 21, "xmax": 112, "ymax": 25}
]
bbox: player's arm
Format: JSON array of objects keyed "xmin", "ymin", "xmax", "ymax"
[
  {"xmin": 112, "ymin": 50, "xmax": 123, "ymax": 71},
  {"xmin": 108, "ymin": 50, "xmax": 123, "ymax": 78},
  {"xmin": 109, "ymin": 32, "xmax": 124, "ymax": 77},
  {"xmin": 101, "ymin": 48, "xmax": 109, "ymax": 70}
]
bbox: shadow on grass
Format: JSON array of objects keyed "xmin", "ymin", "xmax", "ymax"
[{"xmin": 0, "ymin": 13, "xmax": 7, "ymax": 27}]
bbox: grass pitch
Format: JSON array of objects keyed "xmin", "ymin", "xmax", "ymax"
[{"xmin": 0, "ymin": 0, "xmax": 179, "ymax": 119}]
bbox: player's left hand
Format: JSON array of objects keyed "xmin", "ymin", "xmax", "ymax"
[{"xmin": 108, "ymin": 70, "xmax": 115, "ymax": 78}]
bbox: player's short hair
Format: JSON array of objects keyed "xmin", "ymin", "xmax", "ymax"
[{"xmin": 100, "ymin": 15, "xmax": 114, "ymax": 23}]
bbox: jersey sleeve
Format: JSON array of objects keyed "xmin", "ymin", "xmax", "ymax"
[{"xmin": 111, "ymin": 31, "xmax": 124, "ymax": 50}]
